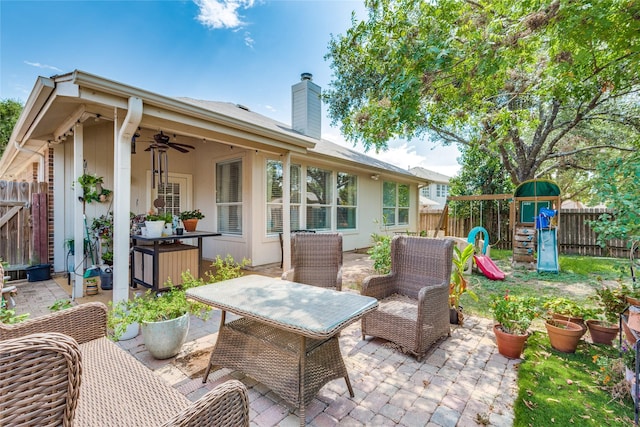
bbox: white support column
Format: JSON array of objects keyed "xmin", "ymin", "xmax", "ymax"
[
  {"xmin": 113, "ymin": 97, "xmax": 142, "ymax": 304},
  {"xmin": 73, "ymin": 123, "xmax": 84, "ymax": 300},
  {"xmin": 282, "ymin": 152, "xmax": 292, "ymax": 271}
]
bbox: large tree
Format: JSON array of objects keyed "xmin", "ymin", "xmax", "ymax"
[
  {"xmin": 0, "ymin": 99, "xmax": 23, "ymax": 156},
  {"xmin": 325, "ymin": 0, "xmax": 640, "ymax": 184}
]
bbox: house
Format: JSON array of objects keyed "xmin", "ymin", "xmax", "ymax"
[
  {"xmin": 0, "ymin": 70, "xmax": 425, "ymax": 302},
  {"xmin": 409, "ymin": 166, "xmax": 451, "ymax": 210}
]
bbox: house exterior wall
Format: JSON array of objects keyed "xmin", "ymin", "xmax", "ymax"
[{"xmin": 54, "ymin": 123, "xmax": 419, "ymax": 272}]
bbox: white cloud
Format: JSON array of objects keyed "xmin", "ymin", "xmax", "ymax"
[
  {"xmin": 194, "ymin": 0, "xmax": 255, "ymax": 29},
  {"xmin": 24, "ymin": 61, "xmax": 62, "ymax": 72},
  {"xmin": 244, "ymin": 31, "xmax": 255, "ymax": 48}
]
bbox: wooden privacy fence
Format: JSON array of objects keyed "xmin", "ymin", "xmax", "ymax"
[
  {"xmin": 0, "ymin": 180, "xmax": 49, "ymax": 267},
  {"xmin": 420, "ymin": 208, "xmax": 630, "ymax": 258}
]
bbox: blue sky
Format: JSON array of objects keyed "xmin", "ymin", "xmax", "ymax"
[{"xmin": 0, "ymin": 0, "xmax": 460, "ymax": 176}]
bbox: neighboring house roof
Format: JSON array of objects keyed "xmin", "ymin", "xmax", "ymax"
[
  {"xmin": 420, "ymin": 196, "xmax": 440, "ymax": 206},
  {"xmin": 409, "ymin": 166, "xmax": 451, "ymax": 184}
]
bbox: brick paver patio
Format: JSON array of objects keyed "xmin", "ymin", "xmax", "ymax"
[{"xmin": 9, "ymin": 253, "xmax": 518, "ymax": 426}]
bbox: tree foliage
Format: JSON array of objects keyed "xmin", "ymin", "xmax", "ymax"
[
  {"xmin": 325, "ymin": 0, "xmax": 640, "ymax": 183},
  {"xmin": 0, "ymin": 99, "xmax": 23, "ymax": 156},
  {"xmin": 588, "ymin": 148, "xmax": 640, "ymax": 246}
]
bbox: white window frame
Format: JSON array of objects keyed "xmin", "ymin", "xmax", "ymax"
[{"xmin": 216, "ymin": 157, "xmax": 243, "ymax": 236}]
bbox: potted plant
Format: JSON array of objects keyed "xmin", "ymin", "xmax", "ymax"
[
  {"xmin": 91, "ymin": 213, "xmax": 114, "ymax": 265},
  {"xmin": 179, "ymin": 209, "xmax": 205, "ymax": 232},
  {"xmin": 545, "ymin": 316, "xmax": 584, "ymax": 353},
  {"xmin": 449, "ymin": 243, "xmax": 478, "ymax": 325},
  {"xmin": 144, "ymin": 211, "xmax": 173, "ymax": 238},
  {"xmin": 542, "ymin": 297, "xmax": 594, "ymax": 337},
  {"xmin": 491, "ymin": 290, "xmax": 539, "ymax": 359},
  {"xmin": 109, "ymin": 270, "xmax": 211, "ymax": 359},
  {"xmin": 77, "ymin": 173, "xmax": 111, "ymax": 203},
  {"xmin": 108, "ymin": 255, "xmax": 245, "ymax": 359},
  {"xmin": 586, "ymin": 285, "xmax": 625, "ymax": 345}
]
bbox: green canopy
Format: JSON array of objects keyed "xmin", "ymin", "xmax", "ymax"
[{"xmin": 514, "ymin": 179, "xmax": 560, "ymax": 198}]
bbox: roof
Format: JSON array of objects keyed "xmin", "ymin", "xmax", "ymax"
[
  {"xmin": 1, "ymin": 70, "xmax": 421, "ymax": 183},
  {"xmin": 409, "ymin": 166, "xmax": 451, "ymax": 183},
  {"xmin": 514, "ymin": 179, "xmax": 561, "ymax": 198},
  {"xmin": 179, "ymin": 98, "xmax": 420, "ymax": 181},
  {"xmin": 311, "ymin": 139, "xmax": 418, "ymax": 179}
]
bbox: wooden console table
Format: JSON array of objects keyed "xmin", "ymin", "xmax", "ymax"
[{"xmin": 130, "ymin": 231, "xmax": 220, "ymax": 292}]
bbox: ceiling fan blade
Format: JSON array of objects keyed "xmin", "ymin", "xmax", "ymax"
[
  {"xmin": 170, "ymin": 145, "xmax": 189, "ymax": 153},
  {"xmin": 168, "ymin": 142, "xmax": 196, "ymax": 150}
]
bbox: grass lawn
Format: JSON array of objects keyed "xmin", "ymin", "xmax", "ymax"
[{"xmin": 458, "ymin": 249, "xmax": 635, "ymax": 426}]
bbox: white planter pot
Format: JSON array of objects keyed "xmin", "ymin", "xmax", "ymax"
[
  {"xmin": 141, "ymin": 313, "xmax": 190, "ymax": 359},
  {"xmin": 145, "ymin": 221, "xmax": 165, "ymax": 238}
]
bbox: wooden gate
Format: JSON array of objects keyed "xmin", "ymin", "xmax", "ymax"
[{"xmin": 0, "ymin": 181, "xmax": 49, "ymax": 267}]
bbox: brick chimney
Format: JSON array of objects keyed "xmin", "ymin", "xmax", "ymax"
[{"xmin": 291, "ymin": 73, "xmax": 321, "ymax": 139}]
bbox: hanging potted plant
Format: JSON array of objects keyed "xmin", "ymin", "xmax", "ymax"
[
  {"xmin": 491, "ymin": 290, "xmax": 539, "ymax": 359},
  {"xmin": 449, "ymin": 243, "xmax": 478, "ymax": 325},
  {"xmin": 179, "ymin": 209, "xmax": 205, "ymax": 232},
  {"xmin": 77, "ymin": 173, "xmax": 111, "ymax": 203}
]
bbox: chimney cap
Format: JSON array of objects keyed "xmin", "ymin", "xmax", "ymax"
[{"xmin": 300, "ymin": 72, "xmax": 313, "ymax": 81}]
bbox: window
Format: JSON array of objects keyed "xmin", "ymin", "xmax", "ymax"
[
  {"xmin": 337, "ymin": 172, "xmax": 357, "ymax": 229},
  {"xmin": 306, "ymin": 167, "xmax": 332, "ymax": 230},
  {"xmin": 216, "ymin": 159, "xmax": 242, "ymax": 235},
  {"xmin": 383, "ymin": 181, "xmax": 410, "ymax": 226},
  {"xmin": 436, "ymin": 184, "xmax": 449, "ymax": 198},
  {"xmin": 420, "ymin": 186, "xmax": 431, "ymax": 198},
  {"xmin": 266, "ymin": 160, "xmax": 301, "ymax": 233}
]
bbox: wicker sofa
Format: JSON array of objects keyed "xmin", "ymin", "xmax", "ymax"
[
  {"xmin": 361, "ymin": 236, "xmax": 454, "ymax": 361},
  {"xmin": 0, "ymin": 302, "xmax": 249, "ymax": 426}
]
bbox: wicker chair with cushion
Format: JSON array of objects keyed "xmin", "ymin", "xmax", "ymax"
[
  {"xmin": 361, "ymin": 236, "xmax": 454, "ymax": 361},
  {"xmin": 0, "ymin": 302, "xmax": 250, "ymax": 427},
  {"xmin": 282, "ymin": 232, "xmax": 343, "ymax": 290}
]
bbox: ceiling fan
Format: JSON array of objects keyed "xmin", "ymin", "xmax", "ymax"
[{"xmin": 144, "ymin": 131, "xmax": 196, "ymax": 153}]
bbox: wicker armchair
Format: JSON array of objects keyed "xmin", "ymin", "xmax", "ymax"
[
  {"xmin": 0, "ymin": 303, "xmax": 250, "ymax": 427},
  {"xmin": 282, "ymin": 232, "xmax": 343, "ymax": 290},
  {"xmin": 361, "ymin": 236, "xmax": 454, "ymax": 361}
]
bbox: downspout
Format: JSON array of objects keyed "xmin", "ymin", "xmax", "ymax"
[
  {"xmin": 112, "ymin": 97, "xmax": 143, "ymax": 304},
  {"xmin": 13, "ymin": 140, "xmax": 45, "ymax": 181}
]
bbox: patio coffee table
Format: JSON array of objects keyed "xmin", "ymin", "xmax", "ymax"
[{"xmin": 186, "ymin": 275, "xmax": 378, "ymax": 424}]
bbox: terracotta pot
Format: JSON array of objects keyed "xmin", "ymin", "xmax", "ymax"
[
  {"xmin": 182, "ymin": 218, "xmax": 198, "ymax": 232},
  {"xmin": 493, "ymin": 324, "xmax": 529, "ymax": 359},
  {"xmin": 627, "ymin": 296, "xmax": 640, "ymax": 307},
  {"xmin": 586, "ymin": 319, "xmax": 619, "ymax": 345},
  {"xmin": 545, "ymin": 319, "xmax": 583, "ymax": 353},
  {"xmin": 551, "ymin": 313, "xmax": 587, "ymax": 337}
]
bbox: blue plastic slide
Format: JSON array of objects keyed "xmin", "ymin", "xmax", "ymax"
[{"xmin": 537, "ymin": 228, "xmax": 559, "ymax": 273}]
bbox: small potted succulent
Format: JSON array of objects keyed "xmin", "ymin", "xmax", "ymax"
[{"xmin": 179, "ymin": 209, "xmax": 205, "ymax": 232}]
